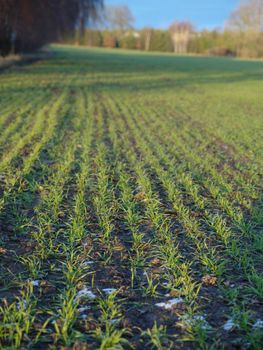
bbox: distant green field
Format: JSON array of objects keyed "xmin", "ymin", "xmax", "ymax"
[{"xmin": 0, "ymin": 45, "xmax": 262, "ymax": 349}]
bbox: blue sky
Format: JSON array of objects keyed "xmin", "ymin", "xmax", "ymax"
[{"xmin": 105, "ymin": 0, "xmax": 240, "ymax": 30}]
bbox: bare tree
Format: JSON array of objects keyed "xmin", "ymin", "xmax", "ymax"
[
  {"xmin": 226, "ymin": 0, "xmax": 263, "ymax": 57},
  {"xmin": 78, "ymin": 0, "xmax": 103, "ymax": 43},
  {"xmin": 227, "ymin": 0, "xmax": 263, "ymax": 33},
  {"xmin": 0, "ymin": 0, "xmax": 15, "ymax": 55},
  {"xmin": 169, "ymin": 21, "xmax": 193, "ymax": 54},
  {"xmin": 0, "ymin": 0, "xmax": 103, "ymax": 56},
  {"xmin": 104, "ymin": 5, "xmax": 134, "ymax": 32},
  {"xmin": 142, "ymin": 27, "xmax": 153, "ymax": 51}
]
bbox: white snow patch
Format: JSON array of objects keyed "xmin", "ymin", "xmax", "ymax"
[
  {"xmin": 78, "ymin": 306, "xmax": 91, "ymax": 313},
  {"xmin": 223, "ymin": 319, "xmax": 236, "ymax": 331},
  {"xmin": 193, "ymin": 315, "xmax": 205, "ymax": 321},
  {"xmin": 193, "ymin": 316, "xmax": 211, "ymax": 330},
  {"xmin": 109, "ymin": 318, "xmax": 119, "ymax": 325},
  {"xmin": 17, "ymin": 300, "xmax": 28, "ymax": 310},
  {"xmin": 82, "ymin": 261, "xmax": 94, "ymax": 266},
  {"xmin": 75, "ymin": 288, "xmax": 96, "ymax": 300},
  {"xmin": 253, "ymin": 319, "xmax": 263, "ymax": 330},
  {"xmin": 181, "ymin": 314, "xmax": 211, "ymax": 330},
  {"xmin": 79, "ymin": 314, "xmax": 88, "ymax": 320},
  {"xmin": 155, "ymin": 298, "xmax": 183, "ymax": 310},
  {"xmin": 102, "ymin": 288, "xmax": 117, "ymax": 295},
  {"xmin": 30, "ymin": 280, "xmax": 40, "ymax": 287}
]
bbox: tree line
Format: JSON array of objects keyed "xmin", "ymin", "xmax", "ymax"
[
  {"xmin": 65, "ymin": 0, "xmax": 263, "ymax": 58},
  {"xmin": 0, "ymin": 0, "xmax": 102, "ymax": 56},
  {"xmin": 1, "ymin": 0, "xmax": 262, "ymax": 59}
]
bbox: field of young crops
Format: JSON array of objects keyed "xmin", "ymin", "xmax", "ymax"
[{"xmin": 0, "ymin": 45, "xmax": 262, "ymax": 349}]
